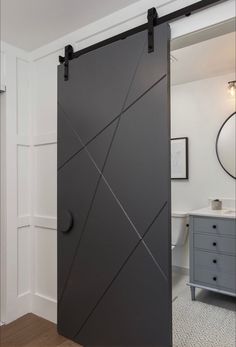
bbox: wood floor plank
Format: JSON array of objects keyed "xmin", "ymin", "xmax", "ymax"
[{"xmin": 0, "ymin": 314, "xmax": 82, "ymax": 347}]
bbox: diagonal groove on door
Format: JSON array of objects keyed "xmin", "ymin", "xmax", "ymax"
[
  {"xmin": 71, "ymin": 145, "xmax": 169, "ymax": 280},
  {"xmin": 58, "ymin": 103, "xmax": 120, "ymax": 171},
  {"xmin": 58, "ymin": 38, "xmax": 147, "ymax": 304},
  {"xmin": 73, "ymin": 201, "xmax": 168, "ymax": 339},
  {"xmin": 57, "ymin": 71, "xmax": 166, "ymax": 172},
  {"xmin": 122, "ymin": 73, "xmax": 166, "ymax": 115},
  {"xmin": 99, "ymin": 174, "xmax": 168, "ymax": 281}
]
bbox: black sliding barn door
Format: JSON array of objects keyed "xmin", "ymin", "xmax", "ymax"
[{"xmin": 58, "ymin": 23, "xmax": 171, "ymax": 347}]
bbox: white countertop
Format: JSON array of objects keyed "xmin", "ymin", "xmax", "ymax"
[{"xmin": 189, "ymin": 207, "xmax": 236, "ymax": 219}]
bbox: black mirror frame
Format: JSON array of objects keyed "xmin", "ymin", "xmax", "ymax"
[{"xmin": 216, "ymin": 111, "xmax": 236, "ymax": 179}]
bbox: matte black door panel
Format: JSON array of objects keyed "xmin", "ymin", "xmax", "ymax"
[
  {"xmin": 58, "ymin": 32, "xmax": 146, "ymax": 145},
  {"xmin": 58, "ymin": 105, "xmax": 83, "ymax": 169},
  {"xmin": 58, "ymin": 179, "xmax": 140, "ymax": 337},
  {"xmin": 76, "ymin": 242, "xmax": 171, "ymax": 347},
  {"xmin": 125, "ymin": 23, "xmax": 169, "ymax": 109},
  {"xmin": 103, "ymin": 78, "xmax": 169, "ymax": 237},
  {"xmin": 58, "ymin": 121, "xmax": 118, "ymax": 298},
  {"xmin": 58, "ymin": 150, "xmax": 100, "ymax": 299},
  {"xmin": 87, "ymin": 121, "xmax": 118, "ymax": 172},
  {"xmin": 58, "ymin": 23, "xmax": 171, "ymax": 347},
  {"xmin": 144, "ymin": 203, "xmax": 170, "ymax": 278}
]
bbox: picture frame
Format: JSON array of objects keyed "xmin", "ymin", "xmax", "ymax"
[{"xmin": 171, "ymin": 137, "xmax": 189, "ymax": 179}]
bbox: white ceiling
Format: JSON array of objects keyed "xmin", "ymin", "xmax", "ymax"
[
  {"xmin": 1, "ymin": 0, "xmax": 139, "ymax": 51},
  {"xmin": 171, "ymin": 31, "xmax": 236, "ymax": 85}
]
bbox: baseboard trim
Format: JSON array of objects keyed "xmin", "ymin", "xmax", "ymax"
[
  {"xmin": 172, "ymin": 265, "xmax": 189, "ymax": 276},
  {"xmin": 4, "ymin": 292, "xmax": 31, "ymax": 324},
  {"xmin": 32, "ymin": 293, "xmax": 57, "ymax": 324}
]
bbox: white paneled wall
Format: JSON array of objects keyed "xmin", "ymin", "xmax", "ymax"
[
  {"xmin": 16, "ymin": 55, "xmax": 31, "ymax": 304},
  {"xmin": 17, "ymin": 227, "xmax": 30, "ymax": 296},
  {"xmin": 33, "ymin": 54, "xmax": 58, "ymax": 136},
  {"xmin": 1, "ymin": 0, "xmax": 235, "ymax": 324},
  {"xmin": 1, "ymin": 43, "xmax": 31, "ymax": 323},
  {"xmin": 0, "ymin": 51, "xmax": 6, "ymax": 91},
  {"xmin": 35, "ymin": 227, "xmax": 57, "ymax": 300},
  {"xmin": 34, "ymin": 144, "xmax": 57, "ymax": 217},
  {"xmin": 31, "ymin": 52, "xmax": 60, "ymax": 322},
  {"xmin": 17, "ymin": 146, "xmax": 30, "ymax": 216}
]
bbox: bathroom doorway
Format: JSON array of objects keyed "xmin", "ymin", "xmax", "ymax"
[{"xmin": 171, "ymin": 18, "xmax": 236, "ymax": 347}]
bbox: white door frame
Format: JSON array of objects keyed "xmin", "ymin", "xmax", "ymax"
[{"xmin": 0, "ymin": 90, "xmax": 7, "ymax": 324}]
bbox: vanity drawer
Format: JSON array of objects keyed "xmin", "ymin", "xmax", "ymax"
[
  {"xmin": 194, "ymin": 234, "xmax": 236, "ymax": 255},
  {"xmin": 194, "ymin": 250, "xmax": 236, "ymax": 274},
  {"xmin": 194, "ymin": 268, "xmax": 236, "ymax": 293},
  {"xmin": 193, "ymin": 217, "xmax": 236, "ymax": 237}
]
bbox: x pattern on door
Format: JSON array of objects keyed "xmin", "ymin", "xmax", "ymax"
[{"xmin": 58, "ymin": 23, "xmax": 171, "ymax": 347}]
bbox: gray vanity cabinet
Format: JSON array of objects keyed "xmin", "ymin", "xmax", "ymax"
[{"xmin": 189, "ymin": 215, "xmax": 236, "ymax": 300}]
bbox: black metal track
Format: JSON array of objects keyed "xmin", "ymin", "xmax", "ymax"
[{"xmin": 59, "ymin": 0, "xmax": 228, "ymax": 63}]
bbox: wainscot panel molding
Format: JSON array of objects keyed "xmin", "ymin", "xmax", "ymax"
[
  {"xmin": 17, "ymin": 215, "xmax": 31, "ymax": 228},
  {"xmin": 0, "ymin": 42, "xmax": 31, "ymax": 324},
  {"xmin": 33, "ymin": 216, "xmax": 57, "ymax": 230},
  {"xmin": 17, "ymin": 136, "xmax": 30, "ymax": 146},
  {"xmin": 33, "ymin": 132, "xmax": 57, "ymax": 146}
]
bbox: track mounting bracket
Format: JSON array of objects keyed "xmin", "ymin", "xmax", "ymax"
[
  {"xmin": 59, "ymin": 45, "xmax": 74, "ymax": 81},
  {"xmin": 147, "ymin": 7, "xmax": 158, "ymax": 53}
]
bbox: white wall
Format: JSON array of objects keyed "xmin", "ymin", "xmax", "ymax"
[
  {"xmin": 1, "ymin": 0, "xmax": 235, "ymax": 324},
  {"xmin": 0, "ymin": 43, "xmax": 31, "ymax": 323},
  {"xmin": 171, "ymin": 72, "xmax": 236, "ymax": 269},
  {"xmin": 30, "ymin": 52, "xmax": 59, "ymax": 322}
]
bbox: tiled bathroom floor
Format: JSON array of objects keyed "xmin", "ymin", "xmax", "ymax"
[{"xmin": 172, "ymin": 272, "xmax": 236, "ymax": 347}]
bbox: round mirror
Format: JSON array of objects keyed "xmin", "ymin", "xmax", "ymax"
[{"xmin": 216, "ymin": 112, "xmax": 236, "ymax": 179}]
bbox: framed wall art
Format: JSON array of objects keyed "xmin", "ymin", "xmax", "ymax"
[{"xmin": 171, "ymin": 137, "xmax": 189, "ymax": 179}]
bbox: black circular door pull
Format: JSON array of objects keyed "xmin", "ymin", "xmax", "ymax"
[
  {"xmin": 213, "ymin": 276, "xmax": 217, "ymax": 281},
  {"xmin": 58, "ymin": 210, "xmax": 73, "ymax": 233},
  {"xmin": 213, "ymin": 259, "xmax": 217, "ymax": 264},
  {"xmin": 213, "ymin": 242, "xmax": 217, "ymax": 246}
]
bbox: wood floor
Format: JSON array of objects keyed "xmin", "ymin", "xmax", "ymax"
[{"xmin": 0, "ymin": 314, "xmax": 82, "ymax": 347}]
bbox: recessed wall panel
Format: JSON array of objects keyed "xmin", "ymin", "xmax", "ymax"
[
  {"xmin": 35, "ymin": 227, "xmax": 57, "ymax": 300},
  {"xmin": 35, "ymin": 144, "xmax": 57, "ymax": 217},
  {"xmin": 34, "ymin": 53, "xmax": 60, "ymax": 135},
  {"xmin": 17, "ymin": 227, "xmax": 30, "ymax": 296},
  {"xmin": 17, "ymin": 58, "xmax": 29, "ymax": 136},
  {"xmin": 18, "ymin": 145, "xmax": 30, "ymax": 216}
]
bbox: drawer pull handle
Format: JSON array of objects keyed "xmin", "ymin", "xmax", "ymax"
[
  {"xmin": 213, "ymin": 276, "xmax": 217, "ymax": 281},
  {"xmin": 213, "ymin": 259, "xmax": 217, "ymax": 264},
  {"xmin": 212, "ymin": 242, "xmax": 217, "ymax": 246},
  {"xmin": 212, "ymin": 225, "xmax": 217, "ymax": 229}
]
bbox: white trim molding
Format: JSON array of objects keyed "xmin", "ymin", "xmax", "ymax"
[
  {"xmin": 17, "ymin": 215, "xmax": 31, "ymax": 228},
  {"xmin": 32, "ymin": 293, "xmax": 57, "ymax": 323},
  {"xmin": 33, "ymin": 216, "xmax": 57, "ymax": 230},
  {"xmin": 33, "ymin": 133, "xmax": 57, "ymax": 146}
]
